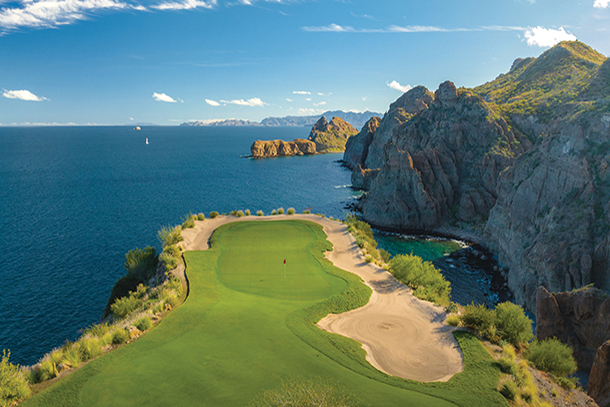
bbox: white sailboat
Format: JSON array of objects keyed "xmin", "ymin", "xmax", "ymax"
[{"xmin": 146, "ymin": 138, "xmax": 149, "ymax": 145}]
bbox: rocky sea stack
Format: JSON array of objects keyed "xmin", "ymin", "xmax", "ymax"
[
  {"xmin": 346, "ymin": 41, "xmax": 610, "ymax": 313},
  {"xmin": 250, "ymin": 138, "xmax": 316, "ymax": 158}
]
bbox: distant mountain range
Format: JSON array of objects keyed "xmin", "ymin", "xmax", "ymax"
[{"xmin": 180, "ymin": 110, "xmax": 381, "ymax": 130}]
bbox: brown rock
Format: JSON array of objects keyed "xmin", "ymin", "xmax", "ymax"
[
  {"xmin": 127, "ymin": 326, "xmax": 142, "ymax": 339},
  {"xmin": 164, "ymin": 303, "xmax": 172, "ymax": 312},
  {"xmin": 589, "ymin": 340, "xmax": 610, "ymax": 407},
  {"xmin": 434, "ymin": 80, "xmax": 459, "ymax": 107}
]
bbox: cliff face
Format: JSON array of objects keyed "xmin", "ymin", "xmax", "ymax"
[
  {"xmin": 308, "ymin": 116, "xmax": 358, "ymax": 152},
  {"xmin": 360, "ymin": 81, "xmax": 528, "ymax": 229},
  {"xmin": 250, "ymin": 138, "xmax": 316, "ymax": 158},
  {"xmin": 343, "ymin": 116, "xmax": 380, "ymax": 170},
  {"xmin": 353, "ymin": 41, "xmax": 610, "ymax": 313},
  {"xmin": 590, "ymin": 340, "xmax": 610, "ymax": 407}
]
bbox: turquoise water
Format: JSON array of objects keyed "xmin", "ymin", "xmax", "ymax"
[
  {"xmin": 0, "ymin": 126, "xmax": 357, "ymax": 366},
  {"xmin": 374, "ymin": 233, "xmax": 464, "ymax": 263}
]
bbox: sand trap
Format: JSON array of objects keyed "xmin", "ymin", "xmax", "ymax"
[{"xmin": 181, "ymin": 214, "xmax": 463, "ymax": 382}]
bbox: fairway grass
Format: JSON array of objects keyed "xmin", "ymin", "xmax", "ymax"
[{"xmin": 23, "ymin": 220, "xmax": 506, "ymax": 407}]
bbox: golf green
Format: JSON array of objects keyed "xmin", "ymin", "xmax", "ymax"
[{"xmin": 23, "ymin": 220, "xmax": 504, "ymax": 407}]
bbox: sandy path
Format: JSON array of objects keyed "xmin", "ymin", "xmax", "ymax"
[{"xmin": 180, "ymin": 214, "xmax": 463, "ymax": 382}]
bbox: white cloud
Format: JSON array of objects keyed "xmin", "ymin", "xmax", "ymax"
[
  {"xmin": 293, "ymin": 90, "xmax": 310, "ymax": 95},
  {"xmin": 594, "ymin": 0, "xmax": 610, "ymax": 8},
  {"xmin": 298, "ymin": 107, "xmax": 324, "ymax": 115},
  {"xmin": 387, "ymin": 80, "xmax": 412, "ymax": 93},
  {"xmin": 131, "ymin": 4, "xmax": 147, "ymax": 10},
  {"xmin": 305, "ymin": 98, "xmax": 311, "ymax": 101},
  {"xmin": 362, "ymin": 97, "xmax": 367, "ymax": 101},
  {"xmin": 314, "ymin": 101, "xmax": 326, "ymax": 106},
  {"xmin": 153, "ymin": 92, "xmax": 178, "ymax": 102},
  {"xmin": 286, "ymin": 98, "xmax": 292, "ymax": 102},
  {"xmin": 219, "ymin": 97, "xmax": 265, "ymax": 107},
  {"xmin": 302, "ymin": 24, "xmax": 526, "ymax": 34},
  {"xmin": 130, "ymin": 117, "xmax": 134, "ymax": 120},
  {"xmin": 0, "ymin": 0, "xmax": 128, "ymax": 31},
  {"xmin": 302, "ymin": 24, "xmax": 355, "ymax": 32},
  {"xmin": 523, "ymin": 26, "xmax": 576, "ymax": 47},
  {"xmin": 151, "ymin": 0, "xmax": 216, "ymax": 11},
  {"xmin": 205, "ymin": 99, "xmax": 220, "ymax": 106},
  {"xmin": 2, "ymin": 89, "xmax": 47, "ymax": 101}
]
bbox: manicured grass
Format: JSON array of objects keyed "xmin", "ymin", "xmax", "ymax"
[{"xmin": 23, "ymin": 220, "xmax": 505, "ymax": 407}]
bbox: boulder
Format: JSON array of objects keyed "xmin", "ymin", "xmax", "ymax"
[
  {"xmin": 127, "ymin": 326, "xmax": 142, "ymax": 339},
  {"xmin": 589, "ymin": 340, "xmax": 610, "ymax": 407}
]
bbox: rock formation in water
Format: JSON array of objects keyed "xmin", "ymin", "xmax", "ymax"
[
  {"xmin": 589, "ymin": 340, "xmax": 610, "ymax": 407},
  {"xmin": 343, "ymin": 116, "xmax": 380, "ymax": 171},
  {"xmin": 307, "ymin": 116, "xmax": 358, "ymax": 152},
  {"xmin": 250, "ymin": 138, "xmax": 316, "ymax": 158},
  {"xmin": 351, "ymin": 41, "xmax": 610, "ymax": 312}
]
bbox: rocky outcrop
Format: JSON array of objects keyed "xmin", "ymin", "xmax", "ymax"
[
  {"xmin": 250, "ymin": 138, "xmax": 316, "ymax": 158},
  {"xmin": 308, "ymin": 116, "xmax": 358, "ymax": 152},
  {"xmin": 360, "ymin": 81, "xmax": 529, "ymax": 229},
  {"xmin": 536, "ymin": 286, "xmax": 610, "ymax": 372},
  {"xmin": 343, "ymin": 117, "xmax": 380, "ymax": 170},
  {"xmin": 589, "ymin": 340, "xmax": 610, "ymax": 407}
]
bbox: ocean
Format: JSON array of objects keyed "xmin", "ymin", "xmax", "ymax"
[{"xmin": 0, "ymin": 125, "xmax": 358, "ymax": 366}]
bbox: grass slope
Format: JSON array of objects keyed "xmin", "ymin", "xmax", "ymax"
[{"xmin": 23, "ymin": 220, "xmax": 504, "ymax": 407}]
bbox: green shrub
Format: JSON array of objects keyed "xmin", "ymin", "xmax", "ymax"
[
  {"xmin": 497, "ymin": 357, "xmax": 516, "ymax": 375},
  {"xmin": 125, "ymin": 246, "xmax": 158, "ymax": 282},
  {"xmin": 444, "ymin": 302, "xmax": 458, "ymax": 314},
  {"xmin": 163, "ymin": 244, "xmax": 181, "ymax": 257},
  {"xmin": 111, "ymin": 295, "xmax": 142, "ymax": 319},
  {"xmin": 209, "ymin": 211, "xmax": 219, "ymax": 219},
  {"xmin": 77, "ymin": 337, "xmax": 103, "ymax": 361},
  {"xmin": 277, "ymin": 207, "xmax": 284, "ymax": 215},
  {"xmin": 83, "ymin": 323, "xmax": 112, "ymax": 338},
  {"xmin": 157, "ymin": 225, "xmax": 184, "ymax": 247},
  {"xmin": 165, "ymin": 295, "xmax": 179, "ymax": 309},
  {"xmin": 303, "ymin": 209, "xmax": 311, "ymax": 214},
  {"xmin": 379, "ymin": 249, "xmax": 391, "ymax": 263},
  {"xmin": 499, "ymin": 379, "xmax": 518, "ymax": 401},
  {"xmin": 257, "ymin": 210, "xmax": 263, "ymax": 216},
  {"xmin": 112, "ymin": 329, "xmax": 130, "ymax": 345},
  {"xmin": 230, "ymin": 210, "xmax": 238, "ymax": 216},
  {"xmin": 102, "ymin": 275, "xmax": 141, "ymax": 318},
  {"xmin": 135, "ymin": 317, "xmax": 152, "ymax": 332},
  {"xmin": 556, "ymin": 376, "xmax": 578, "ymax": 390},
  {"xmin": 460, "ymin": 303, "xmax": 496, "ymax": 337},
  {"xmin": 165, "ymin": 275, "xmax": 183, "ymax": 294},
  {"xmin": 181, "ymin": 213, "xmax": 195, "ymax": 229},
  {"xmin": 502, "ymin": 343, "xmax": 517, "ymax": 360},
  {"xmin": 271, "ymin": 210, "xmax": 277, "ymax": 215},
  {"xmin": 494, "ymin": 301, "xmax": 533, "ymax": 347},
  {"xmin": 160, "ymin": 251, "xmax": 179, "ymax": 271},
  {"xmin": 447, "ymin": 314, "xmax": 461, "ymax": 326},
  {"xmin": 100, "ymin": 332, "xmax": 114, "ymax": 346},
  {"xmin": 365, "ymin": 255, "xmax": 373, "ymax": 263},
  {"xmin": 36, "ymin": 357, "xmax": 56, "ymax": 382},
  {"xmin": 237, "ymin": 210, "xmax": 244, "ymax": 217},
  {"xmin": 0, "ymin": 350, "xmax": 31, "ymax": 404},
  {"xmin": 197, "ymin": 213, "xmax": 205, "ymax": 221},
  {"xmin": 245, "ymin": 209, "xmax": 251, "ymax": 216},
  {"xmin": 153, "ymin": 303, "xmax": 164, "ymax": 314},
  {"xmin": 60, "ymin": 347, "xmax": 81, "ymax": 369},
  {"xmin": 388, "ymin": 254, "xmax": 451, "ymax": 306},
  {"xmin": 525, "ymin": 338, "xmax": 578, "ymax": 377},
  {"xmin": 287, "ymin": 207, "xmax": 295, "ymax": 215}
]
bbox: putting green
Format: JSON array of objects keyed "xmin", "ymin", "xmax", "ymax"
[{"xmin": 23, "ymin": 220, "xmax": 505, "ymax": 407}]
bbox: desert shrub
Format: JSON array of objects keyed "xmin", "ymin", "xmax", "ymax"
[
  {"xmin": 77, "ymin": 337, "xmax": 102, "ymax": 361},
  {"xmin": 237, "ymin": 210, "xmax": 244, "ymax": 217},
  {"xmin": 181, "ymin": 213, "xmax": 195, "ymax": 229},
  {"xmin": 303, "ymin": 209, "xmax": 311, "ymax": 214},
  {"xmin": 159, "ymin": 251, "xmax": 179, "ymax": 271},
  {"xmin": 102, "ymin": 275, "xmax": 141, "ymax": 318},
  {"xmin": 166, "ymin": 275, "xmax": 182, "ymax": 293},
  {"xmin": 125, "ymin": 246, "xmax": 158, "ymax": 282},
  {"xmin": 1, "ymin": 350, "xmax": 31, "ymax": 404},
  {"xmin": 499, "ymin": 379, "xmax": 518, "ymax": 401},
  {"xmin": 447, "ymin": 314, "xmax": 461, "ymax": 326},
  {"xmin": 230, "ymin": 210, "xmax": 238, "ymax": 216},
  {"xmin": 209, "ymin": 211, "xmax": 219, "ymax": 218},
  {"xmin": 277, "ymin": 207, "xmax": 284, "ymax": 214},
  {"xmin": 163, "ymin": 244, "xmax": 181, "ymax": 257},
  {"xmin": 287, "ymin": 207, "xmax": 295, "ymax": 215},
  {"xmin": 388, "ymin": 254, "xmax": 451, "ymax": 306},
  {"xmin": 112, "ymin": 329, "xmax": 130, "ymax": 345},
  {"xmin": 111, "ymin": 294, "xmax": 142, "ymax": 319},
  {"xmin": 165, "ymin": 295, "xmax": 179, "ymax": 309},
  {"xmin": 153, "ymin": 302, "xmax": 164, "ymax": 314},
  {"xmin": 355, "ymin": 236, "xmax": 365, "ymax": 249},
  {"xmin": 36, "ymin": 357, "xmax": 56, "ymax": 382},
  {"xmin": 250, "ymin": 377, "xmax": 358, "ymax": 407},
  {"xmin": 365, "ymin": 255, "xmax": 373, "ymax": 263},
  {"xmin": 460, "ymin": 303, "xmax": 496, "ymax": 338},
  {"xmin": 135, "ymin": 317, "xmax": 152, "ymax": 332},
  {"xmin": 379, "ymin": 249, "xmax": 391, "ymax": 263},
  {"xmin": 100, "ymin": 332, "xmax": 114, "ymax": 346},
  {"xmin": 498, "ymin": 357, "xmax": 517, "ymax": 375},
  {"xmin": 197, "ymin": 213, "xmax": 205, "ymax": 221},
  {"xmin": 444, "ymin": 302, "xmax": 458, "ymax": 314},
  {"xmin": 271, "ymin": 210, "xmax": 277, "ymax": 215},
  {"xmin": 556, "ymin": 376, "xmax": 578, "ymax": 390},
  {"xmin": 83, "ymin": 323, "xmax": 112, "ymax": 338},
  {"xmin": 525, "ymin": 338, "xmax": 578, "ymax": 377},
  {"xmin": 257, "ymin": 210, "xmax": 263, "ymax": 216},
  {"xmin": 245, "ymin": 209, "xmax": 251, "ymax": 216},
  {"xmin": 60, "ymin": 347, "xmax": 81, "ymax": 369},
  {"xmin": 494, "ymin": 301, "xmax": 533, "ymax": 347},
  {"xmin": 157, "ymin": 225, "xmax": 183, "ymax": 247},
  {"xmin": 502, "ymin": 343, "xmax": 517, "ymax": 360}
]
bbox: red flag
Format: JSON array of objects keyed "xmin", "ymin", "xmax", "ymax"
[{"xmin": 283, "ymin": 259, "xmax": 286, "ymax": 264}]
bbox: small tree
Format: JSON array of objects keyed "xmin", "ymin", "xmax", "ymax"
[{"xmin": 494, "ymin": 301, "xmax": 533, "ymax": 347}]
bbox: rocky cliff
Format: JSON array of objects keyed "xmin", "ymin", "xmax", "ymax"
[
  {"xmin": 308, "ymin": 116, "xmax": 358, "ymax": 152},
  {"xmin": 250, "ymin": 138, "xmax": 316, "ymax": 158},
  {"xmin": 343, "ymin": 116, "xmax": 380, "ymax": 171},
  {"xmin": 352, "ymin": 41, "xmax": 610, "ymax": 313},
  {"xmin": 589, "ymin": 340, "xmax": 610, "ymax": 407}
]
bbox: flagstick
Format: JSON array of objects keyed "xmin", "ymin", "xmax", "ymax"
[{"xmin": 284, "ymin": 262, "xmax": 286, "ymax": 278}]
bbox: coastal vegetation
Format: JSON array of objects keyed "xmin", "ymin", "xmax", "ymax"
[
  {"xmin": 344, "ymin": 214, "xmax": 390, "ymax": 266},
  {"xmin": 525, "ymin": 339, "xmax": 578, "ymax": 379},
  {"xmin": 388, "ymin": 254, "xmax": 451, "ymax": 306},
  {"xmin": 1, "ymin": 350, "xmax": 31, "ymax": 406},
  {"xmin": 22, "ymin": 220, "xmax": 507, "ymax": 407},
  {"xmin": 209, "ymin": 211, "xmax": 219, "ymax": 218}
]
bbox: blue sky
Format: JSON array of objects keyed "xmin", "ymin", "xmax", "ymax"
[{"xmin": 0, "ymin": 0, "xmax": 608, "ymax": 125}]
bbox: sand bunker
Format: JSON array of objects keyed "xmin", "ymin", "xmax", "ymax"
[{"xmin": 181, "ymin": 214, "xmax": 463, "ymax": 382}]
